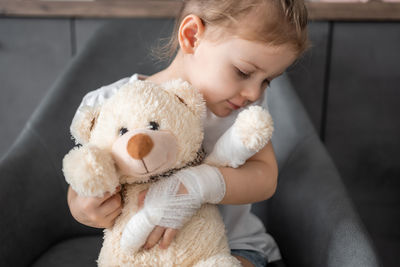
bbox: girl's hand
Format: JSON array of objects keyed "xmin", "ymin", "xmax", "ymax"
[
  {"xmin": 144, "ymin": 226, "xmax": 178, "ymax": 250},
  {"xmin": 138, "ymin": 188, "xmax": 182, "ymax": 250},
  {"xmin": 67, "ymin": 185, "xmax": 122, "ymax": 228}
]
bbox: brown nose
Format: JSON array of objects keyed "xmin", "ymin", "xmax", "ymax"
[{"xmin": 127, "ymin": 134, "xmax": 154, "ymax": 159}]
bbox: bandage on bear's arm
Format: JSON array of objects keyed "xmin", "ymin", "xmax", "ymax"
[
  {"xmin": 120, "ymin": 164, "xmax": 225, "ymax": 252},
  {"xmin": 143, "ymin": 164, "xmax": 225, "ymax": 229}
]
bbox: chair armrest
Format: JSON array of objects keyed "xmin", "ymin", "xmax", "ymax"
[
  {"xmin": 253, "ymin": 75, "xmax": 381, "ymax": 266},
  {"xmin": 0, "ymin": 125, "xmax": 70, "ymax": 266},
  {"xmin": 269, "ymin": 134, "xmax": 380, "ymax": 267}
]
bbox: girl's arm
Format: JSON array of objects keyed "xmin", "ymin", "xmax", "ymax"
[
  {"xmin": 142, "ymin": 142, "xmax": 277, "ymax": 250},
  {"xmin": 219, "ymin": 141, "xmax": 278, "ymax": 204}
]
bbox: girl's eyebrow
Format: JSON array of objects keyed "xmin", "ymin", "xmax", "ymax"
[
  {"xmin": 239, "ymin": 59, "xmax": 262, "ymax": 71},
  {"xmin": 239, "ymin": 59, "xmax": 284, "ymax": 80}
]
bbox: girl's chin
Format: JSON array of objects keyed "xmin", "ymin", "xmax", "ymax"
[{"xmin": 209, "ymin": 106, "xmax": 233, "ymax": 117}]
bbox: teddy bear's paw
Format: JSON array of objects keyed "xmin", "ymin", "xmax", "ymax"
[
  {"xmin": 234, "ymin": 106, "xmax": 274, "ymax": 151},
  {"xmin": 205, "ymin": 106, "xmax": 273, "ymax": 168},
  {"xmin": 120, "ymin": 230, "xmax": 143, "ymax": 254},
  {"xmin": 62, "ymin": 145, "xmax": 119, "ymax": 197},
  {"xmin": 120, "ymin": 210, "xmax": 156, "ymax": 253}
]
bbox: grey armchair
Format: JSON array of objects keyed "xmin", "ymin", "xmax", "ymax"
[{"xmin": 0, "ymin": 19, "xmax": 381, "ymax": 267}]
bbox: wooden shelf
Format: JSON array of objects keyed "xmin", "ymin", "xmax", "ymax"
[
  {"xmin": 307, "ymin": 1, "xmax": 400, "ymax": 21},
  {"xmin": 0, "ymin": 0, "xmax": 400, "ymax": 21},
  {"xmin": 0, "ymin": 0, "xmax": 182, "ymax": 18}
]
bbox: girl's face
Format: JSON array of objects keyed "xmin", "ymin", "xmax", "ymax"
[{"xmin": 184, "ymin": 37, "xmax": 297, "ymax": 117}]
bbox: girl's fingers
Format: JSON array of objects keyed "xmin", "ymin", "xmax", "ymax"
[
  {"xmin": 99, "ymin": 192, "xmax": 122, "ymax": 216},
  {"xmin": 103, "ymin": 206, "xmax": 122, "ymax": 228},
  {"xmin": 68, "ymin": 185, "xmax": 122, "ymax": 228},
  {"xmin": 105, "ymin": 206, "xmax": 122, "ymax": 220},
  {"xmin": 100, "ymin": 186, "xmax": 122, "ymax": 204},
  {"xmin": 138, "ymin": 189, "xmax": 148, "ymax": 209},
  {"xmin": 144, "ymin": 226, "xmax": 166, "ymax": 250},
  {"xmin": 160, "ymin": 228, "xmax": 178, "ymax": 249},
  {"xmin": 94, "ymin": 187, "xmax": 122, "ymax": 228}
]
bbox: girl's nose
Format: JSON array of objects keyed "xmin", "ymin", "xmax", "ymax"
[{"xmin": 241, "ymin": 84, "xmax": 262, "ymax": 103}]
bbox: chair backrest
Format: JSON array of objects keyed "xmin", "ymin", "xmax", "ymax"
[{"xmin": 0, "ymin": 18, "xmax": 174, "ymax": 266}]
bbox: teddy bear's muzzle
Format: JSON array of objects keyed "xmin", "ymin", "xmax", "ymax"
[{"xmin": 111, "ymin": 129, "xmax": 178, "ymax": 182}]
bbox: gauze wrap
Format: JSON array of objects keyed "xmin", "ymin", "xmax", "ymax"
[
  {"xmin": 205, "ymin": 125, "xmax": 254, "ymax": 168},
  {"xmin": 120, "ymin": 164, "xmax": 225, "ymax": 252}
]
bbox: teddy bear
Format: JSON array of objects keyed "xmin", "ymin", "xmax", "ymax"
[{"xmin": 62, "ymin": 79, "xmax": 274, "ymax": 266}]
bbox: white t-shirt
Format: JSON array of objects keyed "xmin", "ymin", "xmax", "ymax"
[{"xmin": 73, "ymin": 74, "xmax": 281, "ymax": 262}]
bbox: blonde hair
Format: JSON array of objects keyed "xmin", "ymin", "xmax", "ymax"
[{"xmin": 157, "ymin": 0, "xmax": 309, "ymax": 60}]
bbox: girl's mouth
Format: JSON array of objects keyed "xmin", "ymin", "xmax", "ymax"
[{"xmin": 227, "ymin": 100, "xmax": 241, "ymax": 110}]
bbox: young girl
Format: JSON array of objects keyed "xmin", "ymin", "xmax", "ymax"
[{"xmin": 67, "ymin": 0, "xmax": 309, "ymax": 266}]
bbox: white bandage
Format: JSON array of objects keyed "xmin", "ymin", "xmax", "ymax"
[
  {"xmin": 174, "ymin": 164, "xmax": 226, "ymax": 205},
  {"xmin": 205, "ymin": 125, "xmax": 254, "ymax": 168},
  {"xmin": 206, "ymin": 106, "xmax": 273, "ymax": 168},
  {"xmin": 120, "ymin": 209, "xmax": 157, "ymax": 252},
  {"xmin": 120, "ymin": 164, "xmax": 225, "ymax": 252}
]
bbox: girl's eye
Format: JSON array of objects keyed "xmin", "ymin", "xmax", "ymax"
[
  {"xmin": 119, "ymin": 127, "xmax": 128, "ymax": 136},
  {"xmin": 148, "ymin": 121, "xmax": 159, "ymax": 131},
  {"xmin": 262, "ymin": 78, "xmax": 271, "ymax": 87},
  {"xmin": 236, "ymin": 67, "xmax": 250, "ymax": 79}
]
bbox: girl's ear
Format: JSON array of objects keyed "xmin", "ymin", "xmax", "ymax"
[
  {"xmin": 70, "ymin": 105, "xmax": 100, "ymax": 145},
  {"xmin": 178, "ymin": 14, "xmax": 205, "ymax": 54}
]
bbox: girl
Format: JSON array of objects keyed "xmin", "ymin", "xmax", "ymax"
[{"xmin": 67, "ymin": 0, "xmax": 309, "ymax": 266}]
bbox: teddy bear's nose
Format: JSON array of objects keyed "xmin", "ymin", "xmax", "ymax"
[{"xmin": 127, "ymin": 134, "xmax": 154, "ymax": 159}]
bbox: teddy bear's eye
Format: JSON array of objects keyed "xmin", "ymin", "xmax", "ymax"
[
  {"xmin": 148, "ymin": 121, "xmax": 159, "ymax": 131},
  {"xmin": 119, "ymin": 127, "xmax": 128, "ymax": 136}
]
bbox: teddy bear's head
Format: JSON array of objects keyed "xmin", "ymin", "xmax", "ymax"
[{"xmin": 70, "ymin": 79, "xmax": 205, "ymax": 184}]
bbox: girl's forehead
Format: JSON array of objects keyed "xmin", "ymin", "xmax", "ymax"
[
  {"xmin": 197, "ymin": 34, "xmax": 297, "ymax": 76},
  {"xmin": 218, "ymin": 37, "xmax": 295, "ymax": 58},
  {"xmin": 216, "ymin": 37, "xmax": 297, "ymax": 75}
]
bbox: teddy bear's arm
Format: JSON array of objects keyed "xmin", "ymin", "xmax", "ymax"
[
  {"xmin": 205, "ymin": 106, "xmax": 274, "ymax": 168},
  {"xmin": 62, "ymin": 145, "xmax": 119, "ymax": 197},
  {"xmin": 120, "ymin": 175, "xmax": 203, "ymax": 253}
]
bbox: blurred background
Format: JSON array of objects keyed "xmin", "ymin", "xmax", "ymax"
[{"xmin": 0, "ymin": 0, "xmax": 399, "ymax": 266}]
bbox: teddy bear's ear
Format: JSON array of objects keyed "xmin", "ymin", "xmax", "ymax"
[
  {"xmin": 162, "ymin": 79, "xmax": 206, "ymax": 118},
  {"xmin": 70, "ymin": 105, "xmax": 100, "ymax": 145}
]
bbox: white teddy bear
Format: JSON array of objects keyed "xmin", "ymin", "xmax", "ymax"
[{"xmin": 62, "ymin": 79, "xmax": 273, "ymax": 266}]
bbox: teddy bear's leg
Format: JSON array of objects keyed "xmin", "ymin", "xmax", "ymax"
[
  {"xmin": 193, "ymin": 253, "xmax": 242, "ymax": 267},
  {"xmin": 205, "ymin": 106, "xmax": 274, "ymax": 168}
]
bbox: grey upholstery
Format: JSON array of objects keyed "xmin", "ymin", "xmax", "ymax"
[{"xmin": 0, "ymin": 19, "xmax": 381, "ymax": 267}]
